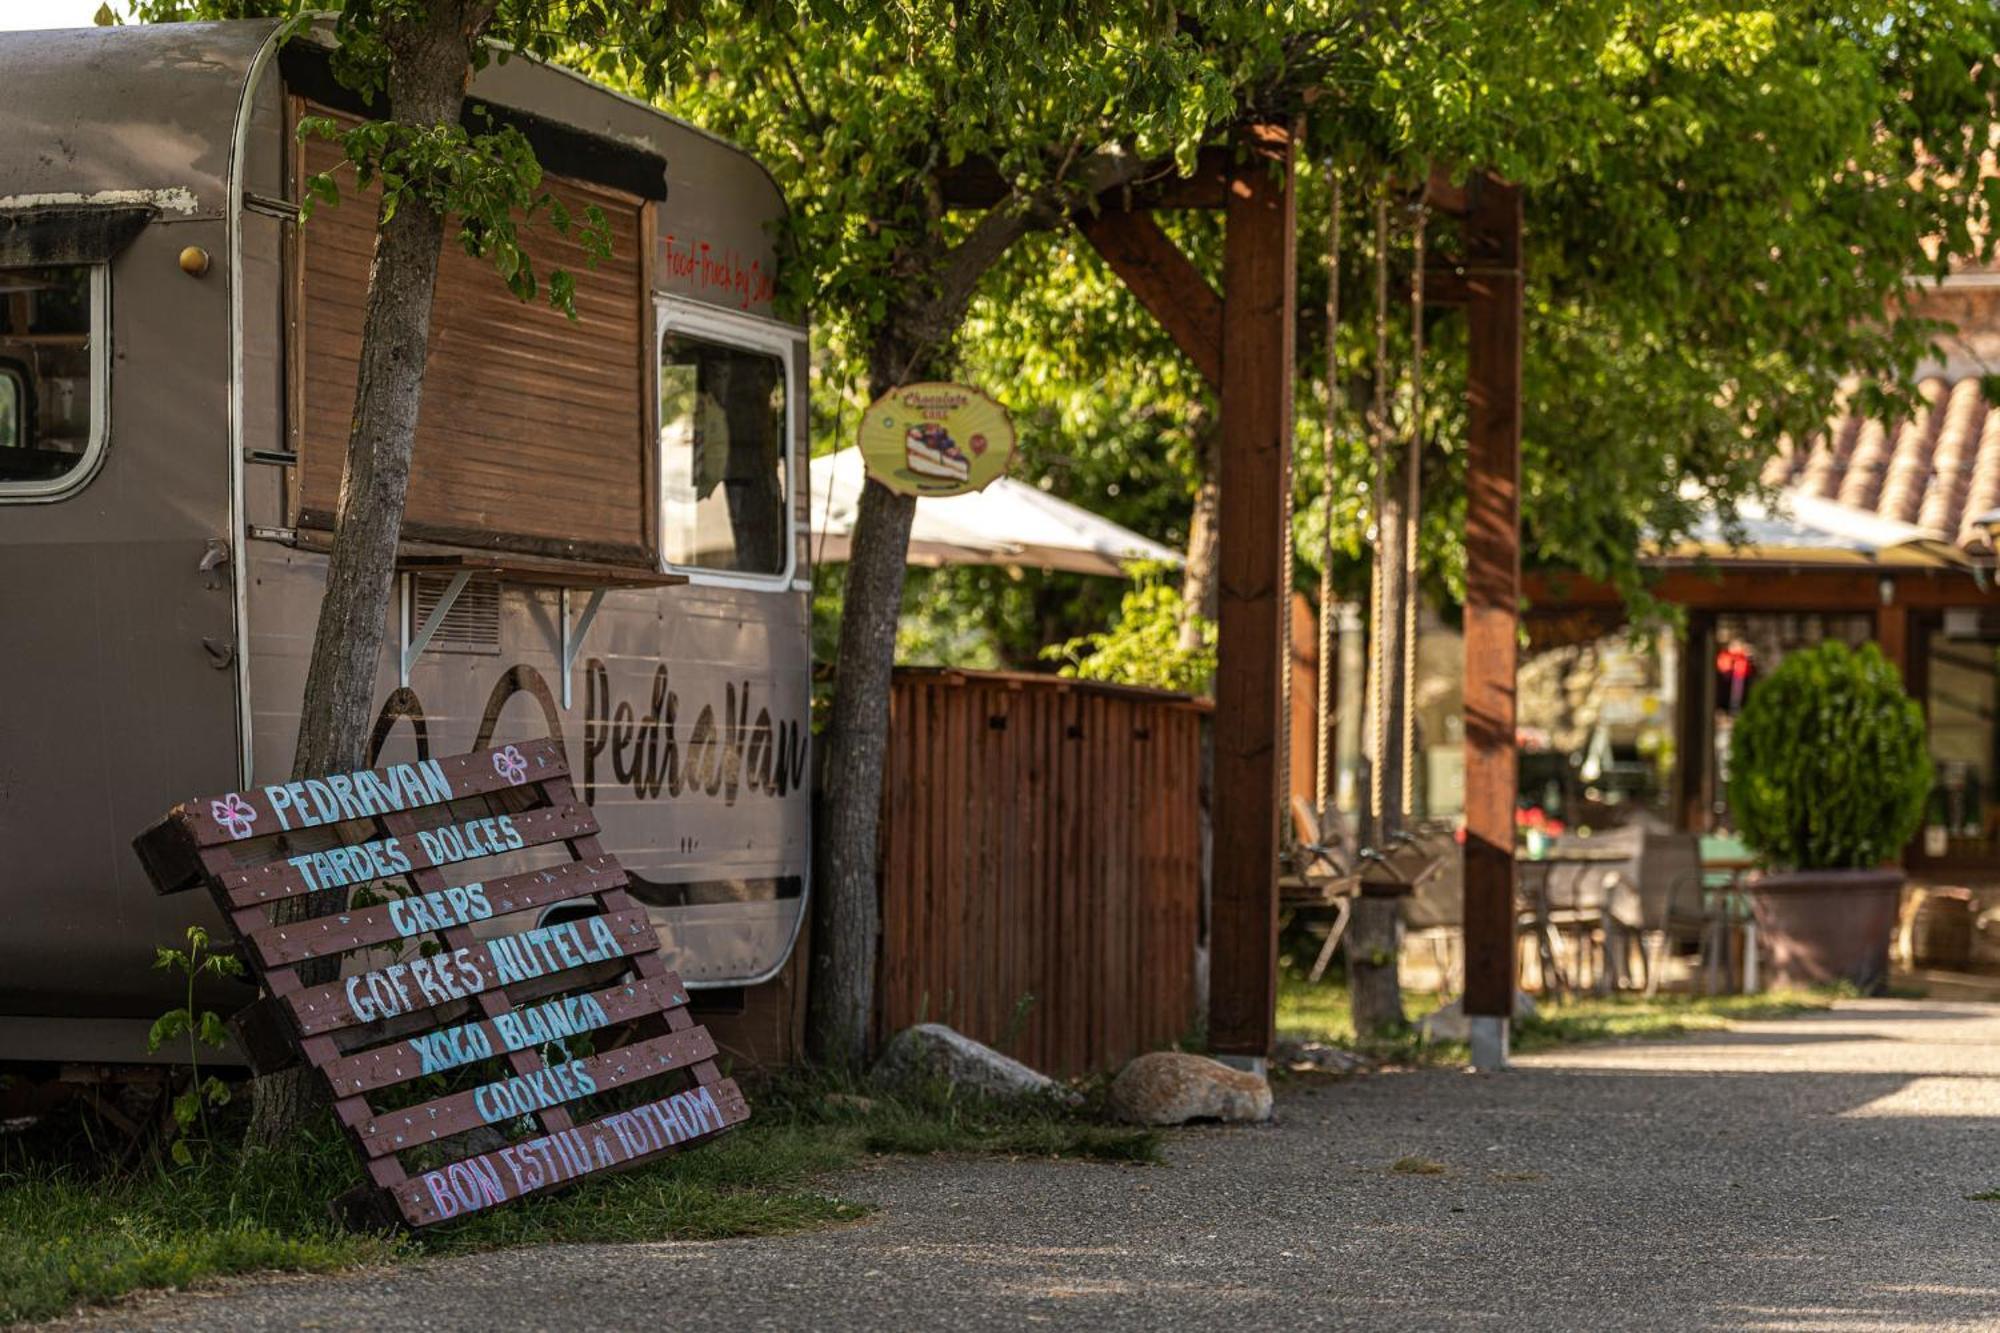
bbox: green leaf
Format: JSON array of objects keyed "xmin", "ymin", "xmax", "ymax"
[
  {"xmin": 548, "ymin": 268, "xmax": 577, "ymax": 319},
  {"xmin": 197, "ymin": 1012, "xmax": 231, "ymax": 1049},
  {"xmin": 147, "ymin": 1010, "xmax": 190, "ymax": 1053}
]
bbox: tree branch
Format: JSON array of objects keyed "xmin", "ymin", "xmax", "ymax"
[{"xmin": 892, "ymin": 146, "xmax": 1155, "ymax": 383}]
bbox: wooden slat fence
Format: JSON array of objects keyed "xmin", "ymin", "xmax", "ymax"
[{"xmin": 876, "ymin": 668, "xmax": 1207, "ymax": 1078}]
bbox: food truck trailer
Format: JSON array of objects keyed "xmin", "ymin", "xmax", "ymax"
[{"xmin": 0, "ymin": 20, "xmax": 812, "ymax": 1072}]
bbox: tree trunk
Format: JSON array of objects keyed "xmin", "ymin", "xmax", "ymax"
[
  {"xmin": 1180, "ymin": 421, "xmax": 1220, "ymax": 653},
  {"xmin": 1367, "ymin": 441, "xmax": 1413, "ymax": 844},
  {"xmin": 1348, "ymin": 451, "xmax": 1413, "ymax": 1037},
  {"xmin": 801, "ymin": 165, "xmax": 1148, "ymax": 1065},
  {"xmin": 1348, "ymin": 202, "xmax": 1411, "ymax": 1038},
  {"xmin": 807, "ymin": 474, "xmax": 917, "ymax": 1063},
  {"xmin": 247, "ymin": 0, "xmax": 484, "ymax": 1150},
  {"xmin": 1346, "ymin": 893, "xmax": 1403, "ymax": 1033},
  {"xmin": 1333, "ymin": 602, "xmax": 1365, "ymax": 817}
]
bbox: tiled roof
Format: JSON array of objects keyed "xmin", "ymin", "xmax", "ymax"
[{"xmin": 1760, "ymin": 374, "xmax": 2000, "ymax": 552}]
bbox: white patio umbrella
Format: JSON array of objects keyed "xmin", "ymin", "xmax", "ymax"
[{"xmin": 809, "ymin": 446, "xmax": 1183, "ymax": 576}]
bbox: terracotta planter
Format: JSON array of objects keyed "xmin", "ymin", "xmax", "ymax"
[{"xmin": 1748, "ymin": 868, "xmax": 1904, "ymax": 994}]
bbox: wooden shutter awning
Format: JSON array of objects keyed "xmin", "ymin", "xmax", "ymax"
[{"xmin": 290, "ymin": 102, "xmax": 655, "ymax": 567}]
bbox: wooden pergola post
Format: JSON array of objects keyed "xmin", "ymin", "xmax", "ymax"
[
  {"xmin": 1208, "ymin": 122, "xmax": 1298, "ymax": 1059},
  {"xmin": 1458, "ymin": 176, "xmax": 1523, "ymax": 1068},
  {"xmin": 1062, "ymin": 135, "xmax": 1534, "ymax": 1068},
  {"xmin": 1066, "ymin": 125, "xmax": 1296, "ymax": 1062}
]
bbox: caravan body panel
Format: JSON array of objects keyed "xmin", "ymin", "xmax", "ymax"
[{"xmin": 0, "ymin": 21, "xmax": 810, "ymax": 1053}]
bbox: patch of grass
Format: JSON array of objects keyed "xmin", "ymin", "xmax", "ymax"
[
  {"xmin": 1967, "ymin": 1189, "xmax": 2000, "ymax": 1202},
  {"xmin": 833, "ymin": 1071, "xmax": 1161, "ymax": 1163},
  {"xmin": 861, "ymin": 1110, "xmax": 1159, "ymax": 1162},
  {"xmin": 0, "ymin": 1125, "xmax": 401, "ymax": 1327},
  {"xmin": 1489, "ymin": 1169, "xmax": 1544, "ymax": 1183},
  {"xmin": 1274, "ymin": 974, "xmax": 1456, "ymax": 1067},
  {"xmin": 1278, "ymin": 970, "xmax": 1836, "ymax": 1064},
  {"xmin": 0, "ymin": 1064, "xmax": 1154, "ymax": 1325},
  {"xmin": 1511, "ymin": 990, "xmax": 1833, "ymax": 1053},
  {"xmin": 1389, "ymin": 1155, "xmax": 1447, "ymax": 1175}
]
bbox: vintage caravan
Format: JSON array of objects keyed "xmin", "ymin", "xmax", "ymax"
[{"xmin": 0, "ymin": 21, "xmax": 811, "ymax": 1068}]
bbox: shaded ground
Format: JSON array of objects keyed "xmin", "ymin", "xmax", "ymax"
[{"xmin": 57, "ymin": 1000, "xmax": 2000, "ymax": 1331}]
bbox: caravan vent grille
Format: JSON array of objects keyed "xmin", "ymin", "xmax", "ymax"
[{"xmin": 412, "ymin": 574, "xmax": 502, "ymax": 654}]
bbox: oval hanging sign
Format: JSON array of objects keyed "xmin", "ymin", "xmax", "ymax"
[{"xmin": 857, "ymin": 382, "xmax": 1016, "ymax": 497}]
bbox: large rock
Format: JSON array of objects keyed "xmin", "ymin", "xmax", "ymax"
[
  {"xmin": 1108, "ymin": 1051, "xmax": 1273, "ymax": 1125},
  {"xmin": 873, "ymin": 1023, "xmax": 1077, "ymax": 1104}
]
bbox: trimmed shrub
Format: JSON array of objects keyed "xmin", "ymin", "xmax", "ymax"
[{"xmin": 1726, "ymin": 641, "xmax": 1931, "ymax": 870}]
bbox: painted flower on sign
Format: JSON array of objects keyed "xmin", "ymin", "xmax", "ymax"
[
  {"xmin": 211, "ymin": 793, "xmax": 257, "ymax": 839},
  {"xmin": 493, "ymin": 745, "xmax": 530, "ymax": 786}
]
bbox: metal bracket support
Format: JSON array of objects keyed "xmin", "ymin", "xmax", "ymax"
[
  {"xmin": 1468, "ymin": 1015, "xmax": 1510, "ymax": 1072},
  {"xmin": 560, "ymin": 586, "xmax": 607, "ymax": 708},
  {"xmin": 400, "ymin": 569, "xmax": 471, "ymax": 688}
]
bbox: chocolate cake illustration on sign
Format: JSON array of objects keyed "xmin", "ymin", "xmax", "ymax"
[
  {"xmin": 903, "ymin": 422, "xmax": 971, "ymax": 484},
  {"xmin": 858, "ymin": 382, "xmax": 1015, "ymax": 496}
]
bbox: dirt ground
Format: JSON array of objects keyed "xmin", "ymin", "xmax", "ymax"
[{"xmin": 62, "ymin": 999, "xmax": 2000, "ymax": 1331}]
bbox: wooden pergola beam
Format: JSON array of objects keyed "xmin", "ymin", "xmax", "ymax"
[
  {"xmin": 1525, "ymin": 565, "xmax": 2000, "ymax": 611},
  {"xmin": 1075, "ymin": 210, "xmax": 1224, "ymax": 389}
]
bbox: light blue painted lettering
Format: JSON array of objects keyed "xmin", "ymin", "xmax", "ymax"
[
  {"xmin": 303, "ymin": 779, "xmax": 341, "ymax": 825},
  {"xmin": 420, "ymin": 759, "xmax": 454, "ymax": 803},
  {"xmin": 325, "ymin": 773, "xmax": 364, "ymax": 820},
  {"xmin": 587, "ymin": 916, "xmax": 619, "ymax": 960}
]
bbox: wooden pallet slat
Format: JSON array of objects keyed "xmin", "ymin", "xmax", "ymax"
[
  {"xmin": 214, "ymin": 801, "xmax": 601, "ymax": 908},
  {"xmin": 167, "ymin": 738, "xmax": 569, "ymax": 848},
  {"xmin": 131, "ymin": 740, "xmax": 744, "ymax": 1230},
  {"xmin": 357, "ymin": 1026, "xmax": 718, "ymax": 1157},
  {"xmin": 319, "ymin": 973, "xmax": 686, "ymax": 1096},
  {"xmin": 390, "ymin": 1078, "xmax": 751, "ymax": 1225},
  {"xmin": 246, "ymin": 855, "xmax": 628, "ymax": 968},
  {"xmin": 282, "ymin": 906, "xmax": 661, "ymax": 1036}
]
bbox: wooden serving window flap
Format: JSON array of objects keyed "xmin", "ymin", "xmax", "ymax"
[
  {"xmin": 133, "ymin": 740, "xmax": 745, "ymax": 1228},
  {"xmin": 291, "ymin": 102, "xmax": 656, "ymax": 566}
]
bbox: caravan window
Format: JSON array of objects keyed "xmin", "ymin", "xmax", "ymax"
[
  {"xmin": 658, "ymin": 327, "xmax": 791, "ymax": 578},
  {"xmin": 0, "ymin": 264, "xmax": 103, "ymax": 498}
]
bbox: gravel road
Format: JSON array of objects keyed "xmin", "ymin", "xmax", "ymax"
[{"xmin": 60, "ymin": 999, "xmax": 2000, "ymax": 1331}]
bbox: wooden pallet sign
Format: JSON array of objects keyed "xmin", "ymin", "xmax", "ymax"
[{"xmin": 132, "ymin": 739, "xmax": 747, "ymax": 1228}]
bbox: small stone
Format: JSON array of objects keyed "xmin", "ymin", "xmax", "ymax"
[
  {"xmin": 821, "ymin": 1092, "xmax": 878, "ymax": 1115},
  {"xmin": 1419, "ymin": 991, "xmax": 1538, "ymax": 1043},
  {"xmin": 872, "ymin": 1023, "xmax": 1079, "ymax": 1105},
  {"xmin": 1271, "ymin": 1040, "xmax": 1374, "ymax": 1074},
  {"xmin": 1108, "ymin": 1051, "xmax": 1273, "ymax": 1126},
  {"xmin": 1420, "ymin": 1000, "xmax": 1471, "ymax": 1042}
]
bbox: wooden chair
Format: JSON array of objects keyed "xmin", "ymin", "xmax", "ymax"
[
  {"xmin": 1281, "ymin": 796, "xmax": 1360, "ymax": 983},
  {"xmin": 1518, "ymin": 827, "xmax": 1645, "ymax": 994},
  {"xmin": 1634, "ymin": 829, "xmax": 1718, "ymax": 995}
]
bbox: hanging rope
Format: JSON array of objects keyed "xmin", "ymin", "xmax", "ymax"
[
  {"xmin": 1401, "ymin": 197, "xmax": 1427, "ymax": 819},
  {"xmin": 1278, "ymin": 362, "xmax": 1297, "ymax": 836},
  {"xmin": 1314, "ymin": 167, "xmax": 1342, "ymax": 818},
  {"xmin": 1366, "ymin": 189, "xmax": 1390, "ymax": 840}
]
